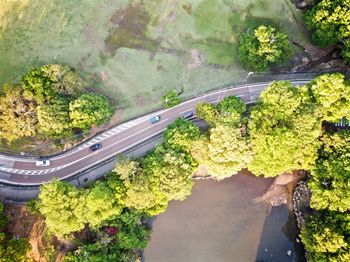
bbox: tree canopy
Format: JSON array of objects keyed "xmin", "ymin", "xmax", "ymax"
[
  {"xmin": 37, "ymin": 98, "xmax": 73, "ymax": 139},
  {"xmin": 38, "ymin": 180, "xmax": 86, "ymax": 237},
  {"xmin": 309, "ymin": 131, "xmax": 350, "ymax": 212},
  {"xmin": 300, "ymin": 212, "xmax": 350, "ymax": 262},
  {"xmin": 69, "ymin": 94, "xmax": 114, "ymax": 131},
  {"xmin": 306, "ymin": 73, "xmax": 350, "ymax": 122},
  {"xmin": 0, "ymin": 84, "xmax": 37, "ymax": 142},
  {"xmin": 163, "ymin": 118, "xmax": 201, "ymax": 152},
  {"xmin": 238, "ymin": 25, "xmax": 292, "ymax": 71},
  {"xmin": 192, "ymin": 124, "xmax": 252, "ymax": 180},
  {"xmin": 304, "ymin": 0, "xmax": 350, "ymax": 47},
  {"xmin": 161, "ymin": 89, "xmax": 181, "ymax": 108},
  {"xmin": 248, "ymin": 81, "xmax": 322, "ymax": 177}
]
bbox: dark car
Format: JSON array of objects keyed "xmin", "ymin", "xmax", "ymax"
[
  {"xmin": 183, "ymin": 110, "xmax": 194, "ymax": 119},
  {"xmin": 89, "ymin": 143, "xmax": 102, "ymax": 151}
]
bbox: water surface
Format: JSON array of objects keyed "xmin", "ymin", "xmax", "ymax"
[{"xmin": 144, "ymin": 172, "xmax": 304, "ymax": 262}]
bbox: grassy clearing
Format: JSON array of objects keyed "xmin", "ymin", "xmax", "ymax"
[{"xmin": 0, "ymin": 0, "xmax": 313, "ymax": 151}]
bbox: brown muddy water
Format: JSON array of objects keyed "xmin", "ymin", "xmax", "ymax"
[{"xmin": 144, "ymin": 172, "xmax": 305, "ymax": 262}]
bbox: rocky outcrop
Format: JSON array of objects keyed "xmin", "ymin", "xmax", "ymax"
[{"xmin": 293, "ymin": 181, "xmax": 311, "ymax": 229}]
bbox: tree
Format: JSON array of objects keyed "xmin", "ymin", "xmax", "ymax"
[
  {"xmin": 216, "ymin": 96, "xmax": 246, "ymax": 127},
  {"xmin": 37, "ymin": 99, "xmax": 73, "ymax": 139},
  {"xmin": 248, "ymin": 81, "xmax": 322, "ymax": 177},
  {"xmin": 38, "ymin": 180, "xmax": 86, "ymax": 237},
  {"xmin": 0, "ymin": 84, "xmax": 37, "ymax": 142},
  {"xmin": 142, "ymin": 145, "xmax": 196, "ymax": 201},
  {"xmin": 85, "ymin": 182, "xmax": 123, "ymax": 228},
  {"xmin": 69, "ymin": 94, "xmax": 114, "ymax": 130},
  {"xmin": 191, "ymin": 124, "xmax": 252, "ymax": 180},
  {"xmin": 300, "ymin": 212, "xmax": 350, "ymax": 262},
  {"xmin": 0, "ymin": 203, "xmax": 6, "ymax": 229},
  {"xmin": 195, "ymin": 102, "xmax": 218, "ymax": 126},
  {"xmin": 238, "ymin": 25, "xmax": 292, "ymax": 71},
  {"xmin": 21, "ymin": 64, "xmax": 83, "ymax": 103},
  {"xmin": 161, "ymin": 89, "xmax": 181, "ymax": 108},
  {"xmin": 196, "ymin": 96, "xmax": 246, "ymax": 127},
  {"xmin": 308, "ymin": 131, "xmax": 350, "ymax": 212},
  {"xmin": 304, "ymin": 0, "xmax": 350, "ymax": 47},
  {"xmin": 307, "ymin": 73, "xmax": 350, "ymax": 122},
  {"xmin": 163, "ymin": 118, "xmax": 200, "ymax": 152},
  {"xmin": 113, "ymin": 157, "xmax": 141, "ymax": 181}
]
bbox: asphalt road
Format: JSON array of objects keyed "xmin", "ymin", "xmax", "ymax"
[{"xmin": 0, "ymin": 79, "xmax": 311, "ymax": 186}]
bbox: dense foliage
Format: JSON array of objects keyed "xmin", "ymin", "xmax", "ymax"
[
  {"xmin": 238, "ymin": 25, "xmax": 292, "ymax": 71},
  {"xmin": 69, "ymin": 94, "xmax": 114, "ymax": 131},
  {"xmin": 304, "ymin": 0, "xmax": 350, "ymax": 47},
  {"xmin": 307, "ymin": 73, "xmax": 350, "ymax": 122},
  {"xmin": 301, "ymin": 212, "xmax": 350, "ymax": 262},
  {"xmin": 0, "ymin": 203, "xmax": 31, "ymax": 262},
  {"xmin": 64, "ymin": 209, "xmax": 150, "ymax": 262},
  {"xmin": 161, "ymin": 89, "xmax": 181, "ymax": 108},
  {"xmin": 248, "ymin": 81, "xmax": 322, "ymax": 177},
  {"xmin": 0, "ymin": 64, "xmax": 113, "ymax": 142}
]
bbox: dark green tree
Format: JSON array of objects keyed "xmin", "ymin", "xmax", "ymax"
[
  {"xmin": 238, "ymin": 25, "xmax": 292, "ymax": 71},
  {"xmin": 309, "ymin": 131, "xmax": 350, "ymax": 212}
]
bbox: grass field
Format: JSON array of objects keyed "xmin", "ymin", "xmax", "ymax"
[{"xmin": 0, "ymin": 0, "xmax": 312, "ymax": 151}]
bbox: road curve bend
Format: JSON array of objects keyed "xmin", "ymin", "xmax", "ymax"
[{"xmin": 0, "ymin": 79, "xmax": 312, "ymax": 186}]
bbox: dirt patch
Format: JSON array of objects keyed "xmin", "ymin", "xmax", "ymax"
[{"xmin": 105, "ymin": 3, "xmax": 157, "ymax": 54}]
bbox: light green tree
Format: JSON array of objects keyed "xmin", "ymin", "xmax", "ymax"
[
  {"xmin": 38, "ymin": 180, "xmax": 86, "ymax": 237},
  {"xmin": 307, "ymin": 73, "xmax": 350, "ymax": 122},
  {"xmin": 161, "ymin": 90, "xmax": 181, "ymax": 108},
  {"xmin": 163, "ymin": 118, "xmax": 201, "ymax": 152},
  {"xmin": 196, "ymin": 102, "xmax": 218, "ymax": 126},
  {"xmin": 248, "ymin": 81, "xmax": 322, "ymax": 177},
  {"xmin": 238, "ymin": 25, "xmax": 292, "ymax": 71},
  {"xmin": 192, "ymin": 124, "xmax": 252, "ymax": 180},
  {"xmin": 304, "ymin": 0, "xmax": 350, "ymax": 47},
  {"xmin": 69, "ymin": 94, "xmax": 114, "ymax": 130},
  {"xmin": 85, "ymin": 182, "xmax": 123, "ymax": 227}
]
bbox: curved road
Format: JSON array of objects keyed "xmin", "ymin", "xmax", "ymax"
[{"xmin": 0, "ymin": 78, "xmax": 312, "ymax": 186}]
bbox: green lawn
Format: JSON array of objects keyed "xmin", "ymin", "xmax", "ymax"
[{"xmin": 0, "ymin": 0, "xmax": 312, "ymax": 152}]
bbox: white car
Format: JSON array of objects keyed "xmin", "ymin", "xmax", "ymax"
[{"xmin": 35, "ymin": 160, "xmax": 51, "ymax": 167}]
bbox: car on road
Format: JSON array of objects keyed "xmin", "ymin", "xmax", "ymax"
[
  {"xmin": 183, "ymin": 111, "xmax": 194, "ymax": 119},
  {"xmin": 149, "ymin": 115, "xmax": 160, "ymax": 124},
  {"xmin": 89, "ymin": 143, "xmax": 102, "ymax": 151},
  {"xmin": 35, "ymin": 160, "xmax": 51, "ymax": 167}
]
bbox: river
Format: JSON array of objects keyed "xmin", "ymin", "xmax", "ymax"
[{"xmin": 144, "ymin": 171, "xmax": 305, "ymax": 262}]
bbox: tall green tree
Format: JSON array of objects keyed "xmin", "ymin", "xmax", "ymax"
[
  {"xmin": 0, "ymin": 84, "xmax": 37, "ymax": 142},
  {"xmin": 309, "ymin": 131, "xmax": 350, "ymax": 212},
  {"xmin": 38, "ymin": 180, "xmax": 86, "ymax": 237},
  {"xmin": 69, "ymin": 94, "xmax": 114, "ymax": 130},
  {"xmin": 238, "ymin": 25, "xmax": 292, "ymax": 71},
  {"xmin": 248, "ymin": 81, "xmax": 322, "ymax": 177},
  {"xmin": 304, "ymin": 0, "xmax": 350, "ymax": 47}
]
